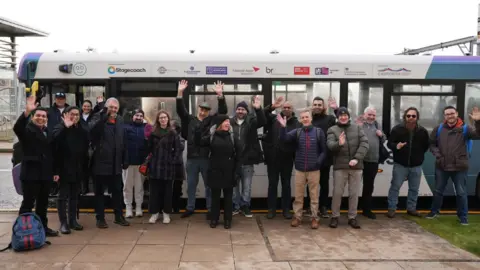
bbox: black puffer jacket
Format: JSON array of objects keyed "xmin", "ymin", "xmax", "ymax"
[
  {"xmin": 176, "ymin": 96, "xmax": 228, "ymax": 159},
  {"xmin": 312, "ymin": 111, "xmax": 337, "ymax": 167}
]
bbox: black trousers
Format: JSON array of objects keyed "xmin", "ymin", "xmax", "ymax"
[
  {"xmin": 57, "ymin": 181, "xmax": 80, "ymax": 223},
  {"xmin": 305, "ymin": 165, "xmax": 331, "ymax": 209},
  {"xmin": 19, "ymin": 181, "xmax": 51, "ymax": 229},
  {"xmin": 211, "ymin": 187, "xmax": 233, "ymax": 221},
  {"xmin": 266, "ymin": 156, "xmax": 293, "ymax": 212},
  {"xmin": 172, "ymin": 180, "xmax": 183, "ymax": 212},
  {"xmin": 362, "ymin": 162, "xmax": 379, "ymax": 212},
  {"xmin": 150, "ymin": 180, "xmax": 173, "ymax": 214},
  {"xmin": 94, "ymin": 174, "xmax": 123, "ymax": 220}
]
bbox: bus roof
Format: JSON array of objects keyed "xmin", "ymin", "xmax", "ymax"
[{"xmin": 18, "ymin": 52, "xmax": 480, "ymax": 81}]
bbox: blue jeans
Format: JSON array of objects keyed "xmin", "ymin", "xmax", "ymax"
[
  {"xmin": 430, "ymin": 169, "xmax": 468, "ymax": 219},
  {"xmin": 186, "ymin": 158, "xmax": 211, "ymax": 212},
  {"xmin": 387, "ymin": 163, "xmax": 421, "ymax": 211},
  {"xmin": 233, "ymin": 165, "xmax": 254, "ymax": 210}
]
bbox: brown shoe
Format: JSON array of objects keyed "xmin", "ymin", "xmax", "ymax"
[
  {"xmin": 291, "ymin": 218, "xmax": 301, "ymax": 227},
  {"xmin": 311, "ymin": 218, "xmax": 319, "ymax": 229}
]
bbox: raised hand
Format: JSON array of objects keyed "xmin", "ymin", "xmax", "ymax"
[
  {"xmin": 252, "ymin": 95, "xmax": 262, "ymax": 109},
  {"xmin": 339, "ymin": 131, "xmax": 346, "ymax": 146},
  {"xmin": 469, "ymin": 106, "xmax": 480, "ymax": 121},
  {"xmin": 276, "ymin": 114, "xmax": 287, "ymax": 127},
  {"xmin": 328, "ymin": 97, "xmax": 338, "ymax": 110},
  {"xmin": 178, "ymin": 80, "xmax": 188, "ymax": 95},
  {"xmin": 272, "ymin": 96, "xmax": 285, "ymax": 108},
  {"xmin": 25, "ymin": 95, "xmax": 37, "ymax": 116},
  {"xmin": 213, "ymin": 80, "xmax": 224, "ymax": 96},
  {"xmin": 53, "ymin": 175, "xmax": 60, "ymax": 182},
  {"xmin": 96, "ymin": 96, "xmax": 104, "ymax": 104},
  {"xmin": 62, "ymin": 112, "xmax": 74, "ymax": 127},
  {"xmin": 355, "ymin": 115, "xmax": 364, "ymax": 125}
]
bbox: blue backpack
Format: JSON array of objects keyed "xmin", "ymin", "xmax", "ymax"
[
  {"xmin": 0, "ymin": 213, "xmax": 51, "ymax": 252},
  {"xmin": 436, "ymin": 123, "xmax": 472, "ymax": 157}
]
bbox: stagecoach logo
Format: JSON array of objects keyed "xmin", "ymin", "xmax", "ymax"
[
  {"xmin": 107, "ymin": 65, "xmax": 147, "ymax": 74},
  {"xmin": 344, "ymin": 67, "xmax": 367, "ymax": 76},
  {"xmin": 377, "ymin": 67, "xmax": 412, "ymax": 76},
  {"xmin": 184, "ymin": 66, "xmax": 200, "ymax": 75},
  {"xmin": 232, "ymin": 66, "xmax": 260, "ymax": 75}
]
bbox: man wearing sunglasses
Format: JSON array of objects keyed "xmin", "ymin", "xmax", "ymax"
[{"xmin": 386, "ymin": 107, "xmax": 429, "ymax": 218}]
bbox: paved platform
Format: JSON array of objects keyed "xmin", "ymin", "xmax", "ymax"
[{"xmin": 0, "ymin": 212, "xmax": 478, "ymax": 270}]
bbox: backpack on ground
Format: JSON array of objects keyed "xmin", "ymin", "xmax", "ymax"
[
  {"xmin": 436, "ymin": 123, "xmax": 472, "ymax": 157},
  {"xmin": 0, "ymin": 213, "xmax": 51, "ymax": 252}
]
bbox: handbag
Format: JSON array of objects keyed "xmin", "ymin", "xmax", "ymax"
[{"xmin": 139, "ymin": 154, "xmax": 152, "ymax": 176}]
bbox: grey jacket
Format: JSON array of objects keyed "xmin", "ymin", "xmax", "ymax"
[{"xmin": 327, "ymin": 122, "xmax": 369, "ymax": 170}]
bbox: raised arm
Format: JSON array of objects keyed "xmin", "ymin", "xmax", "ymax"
[
  {"xmin": 14, "ymin": 95, "xmax": 37, "ymax": 140},
  {"xmin": 353, "ymin": 125, "xmax": 369, "ymax": 160},
  {"xmin": 466, "ymin": 107, "xmax": 480, "ymax": 139}
]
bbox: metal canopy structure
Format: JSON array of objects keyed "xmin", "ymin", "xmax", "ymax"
[
  {"xmin": 396, "ymin": 36, "xmax": 476, "ymax": 56},
  {"xmin": 0, "ymin": 16, "xmax": 48, "ymax": 69}
]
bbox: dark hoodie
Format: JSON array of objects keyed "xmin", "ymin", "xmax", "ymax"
[
  {"xmin": 47, "ymin": 102, "xmax": 70, "ymax": 133},
  {"xmin": 262, "ymin": 105, "xmax": 301, "ymax": 163}
]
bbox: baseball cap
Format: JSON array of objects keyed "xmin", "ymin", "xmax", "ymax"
[
  {"xmin": 55, "ymin": 92, "xmax": 66, "ymax": 98},
  {"xmin": 198, "ymin": 102, "xmax": 211, "ymax": 110}
]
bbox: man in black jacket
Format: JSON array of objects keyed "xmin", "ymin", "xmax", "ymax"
[
  {"xmin": 176, "ymin": 80, "xmax": 227, "ymax": 218},
  {"xmin": 89, "ymin": 97, "xmax": 130, "ymax": 228},
  {"xmin": 309, "ymin": 96, "xmax": 338, "ymax": 218},
  {"xmin": 13, "ymin": 95, "xmax": 59, "ymax": 237},
  {"xmin": 263, "ymin": 97, "xmax": 300, "ymax": 219},
  {"xmin": 231, "ymin": 96, "xmax": 266, "ymax": 217},
  {"xmin": 386, "ymin": 107, "xmax": 429, "ymax": 218}
]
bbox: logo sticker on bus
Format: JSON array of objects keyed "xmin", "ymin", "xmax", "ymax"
[
  {"xmin": 294, "ymin": 66, "xmax": 310, "ymax": 75},
  {"xmin": 206, "ymin": 66, "xmax": 228, "ymax": 75}
]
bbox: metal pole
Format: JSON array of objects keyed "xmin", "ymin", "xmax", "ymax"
[{"xmin": 477, "ymin": 3, "xmax": 480, "ymax": 56}]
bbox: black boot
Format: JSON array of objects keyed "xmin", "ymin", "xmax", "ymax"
[
  {"xmin": 69, "ymin": 219, "xmax": 84, "ymax": 231},
  {"xmin": 210, "ymin": 220, "xmax": 218, "ymax": 228},
  {"xmin": 57, "ymin": 199, "xmax": 70, "ymax": 234},
  {"xmin": 224, "ymin": 220, "xmax": 231, "ymax": 229}
]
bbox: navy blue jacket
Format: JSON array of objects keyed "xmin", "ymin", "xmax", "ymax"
[
  {"xmin": 280, "ymin": 125, "xmax": 327, "ymax": 172},
  {"xmin": 124, "ymin": 122, "xmax": 149, "ymax": 165}
]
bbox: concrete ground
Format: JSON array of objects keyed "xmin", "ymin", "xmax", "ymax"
[{"xmin": 0, "ymin": 212, "xmax": 478, "ymax": 270}]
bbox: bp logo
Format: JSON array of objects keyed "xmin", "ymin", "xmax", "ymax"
[{"xmin": 107, "ymin": 66, "xmax": 116, "ymax": 74}]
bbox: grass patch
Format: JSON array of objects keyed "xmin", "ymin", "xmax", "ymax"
[{"xmin": 406, "ymin": 215, "xmax": 480, "ymax": 257}]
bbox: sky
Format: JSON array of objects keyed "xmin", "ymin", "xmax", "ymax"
[{"xmin": 1, "ymin": 0, "xmax": 480, "ymax": 65}]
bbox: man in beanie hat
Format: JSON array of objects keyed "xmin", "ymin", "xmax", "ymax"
[
  {"xmin": 123, "ymin": 108, "xmax": 149, "ymax": 218},
  {"xmin": 327, "ymin": 107, "xmax": 369, "ymax": 229},
  {"xmin": 230, "ymin": 95, "xmax": 266, "ymax": 217},
  {"xmin": 176, "ymin": 80, "xmax": 227, "ymax": 219},
  {"xmin": 52, "ymin": 106, "xmax": 89, "ymax": 234}
]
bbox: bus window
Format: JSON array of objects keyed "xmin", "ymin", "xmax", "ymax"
[
  {"xmin": 82, "ymin": 86, "xmax": 105, "ymax": 105},
  {"xmin": 348, "ymin": 82, "xmax": 384, "ymax": 126},
  {"xmin": 118, "ymin": 97, "xmax": 176, "ymax": 125},
  {"xmin": 391, "ymin": 95, "xmax": 456, "ymax": 133},
  {"xmin": 465, "ymin": 83, "xmax": 480, "ymax": 124}
]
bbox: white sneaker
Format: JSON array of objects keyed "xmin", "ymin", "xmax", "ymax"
[
  {"xmin": 162, "ymin": 212, "xmax": 171, "ymax": 224},
  {"xmin": 135, "ymin": 206, "xmax": 143, "ymax": 217},
  {"xmin": 149, "ymin": 213, "xmax": 159, "ymax": 224},
  {"xmin": 125, "ymin": 206, "xmax": 133, "ymax": 218}
]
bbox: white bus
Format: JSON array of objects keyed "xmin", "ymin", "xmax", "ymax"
[{"xmin": 18, "ymin": 52, "xmax": 480, "ymax": 209}]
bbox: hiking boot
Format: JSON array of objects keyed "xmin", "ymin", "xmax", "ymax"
[
  {"xmin": 114, "ymin": 216, "xmax": 130, "ymax": 226},
  {"xmin": 224, "ymin": 220, "xmax": 232, "ymax": 229},
  {"xmin": 407, "ymin": 210, "xmax": 423, "ymax": 218},
  {"xmin": 291, "ymin": 218, "xmax": 301, "ymax": 227},
  {"xmin": 181, "ymin": 210, "xmax": 194, "ymax": 218},
  {"xmin": 242, "ymin": 206, "xmax": 253, "ymax": 218},
  {"xmin": 60, "ymin": 223, "xmax": 71, "ymax": 234},
  {"xmin": 320, "ymin": 207, "xmax": 329, "ymax": 218},
  {"xmin": 386, "ymin": 209, "xmax": 396, "ymax": 218},
  {"xmin": 266, "ymin": 210, "xmax": 276, "ymax": 219},
  {"xmin": 311, "ymin": 218, "xmax": 319, "ymax": 229},
  {"xmin": 96, "ymin": 219, "xmax": 108, "ymax": 229},
  {"xmin": 348, "ymin": 218, "xmax": 361, "ymax": 229},
  {"xmin": 425, "ymin": 212, "xmax": 438, "ymax": 219},
  {"xmin": 329, "ymin": 217, "xmax": 338, "ymax": 228},
  {"xmin": 362, "ymin": 210, "xmax": 376, "ymax": 219},
  {"xmin": 69, "ymin": 220, "xmax": 83, "ymax": 231},
  {"xmin": 45, "ymin": 227, "xmax": 59, "ymax": 237},
  {"xmin": 283, "ymin": 210, "xmax": 293, "ymax": 220}
]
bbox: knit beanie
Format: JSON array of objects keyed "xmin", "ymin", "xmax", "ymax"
[
  {"xmin": 336, "ymin": 107, "xmax": 350, "ymax": 118},
  {"xmin": 236, "ymin": 101, "xmax": 249, "ymax": 112}
]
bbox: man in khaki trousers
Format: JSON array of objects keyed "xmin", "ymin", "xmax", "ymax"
[{"xmin": 277, "ymin": 109, "xmax": 327, "ymax": 229}]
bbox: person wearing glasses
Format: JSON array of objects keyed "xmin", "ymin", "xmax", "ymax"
[
  {"xmin": 52, "ymin": 106, "xmax": 89, "ymax": 234},
  {"xmin": 89, "ymin": 97, "xmax": 130, "ymax": 228},
  {"xmin": 386, "ymin": 107, "xmax": 429, "ymax": 218}
]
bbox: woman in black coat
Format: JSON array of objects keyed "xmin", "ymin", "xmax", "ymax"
[
  {"xmin": 147, "ymin": 110, "xmax": 181, "ymax": 224},
  {"xmin": 196, "ymin": 115, "xmax": 238, "ymax": 229}
]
